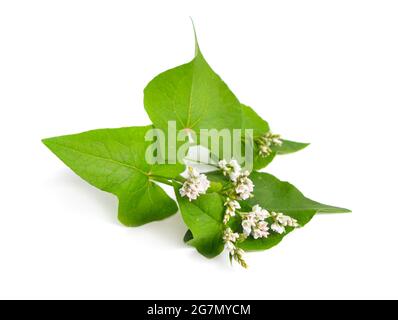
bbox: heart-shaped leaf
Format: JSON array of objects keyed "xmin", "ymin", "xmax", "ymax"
[
  {"xmin": 144, "ymin": 34, "xmax": 242, "ymax": 162},
  {"xmin": 43, "ymin": 126, "xmax": 184, "ymax": 226}
]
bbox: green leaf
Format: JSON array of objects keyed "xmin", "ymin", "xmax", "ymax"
[
  {"xmin": 274, "ymin": 140, "xmax": 310, "ymax": 155},
  {"xmin": 241, "ymin": 104, "xmax": 269, "ymax": 138},
  {"xmin": 239, "ymin": 172, "xmax": 350, "ymax": 251},
  {"xmin": 43, "ymin": 126, "xmax": 184, "ymax": 227},
  {"xmin": 241, "ymin": 104, "xmax": 309, "ymax": 169},
  {"xmin": 174, "ymin": 184, "xmax": 225, "ymax": 258},
  {"xmin": 251, "ymin": 146, "xmax": 277, "ymax": 170},
  {"xmin": 249, "ymin": 172, "xmax": 350, "ymax": 214},
  {"xmin": 144, "ymin": 31, "xmax": 242, "ymax": 161}
]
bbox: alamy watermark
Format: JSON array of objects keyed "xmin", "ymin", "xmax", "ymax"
[{"xmin": 145, "ymin": 121, "xmax": 254, "ymax": 171}]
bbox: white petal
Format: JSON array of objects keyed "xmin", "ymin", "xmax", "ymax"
[{"xmin": 271, "ymin": 223, "xmax": 285, "ymax": 234}]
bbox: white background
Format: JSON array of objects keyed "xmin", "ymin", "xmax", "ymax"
[{"xmin": 1, "ymin": 0, "xmax": 397, "ymax": 300}]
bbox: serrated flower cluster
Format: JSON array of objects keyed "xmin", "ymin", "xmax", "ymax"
[
  {"xmin": 179, "ymin": 167, "xmax": 210, "ymax": 201},
  {"xmin": 257, "ymin": 131, "xmax": 283, "ymax": 157}
]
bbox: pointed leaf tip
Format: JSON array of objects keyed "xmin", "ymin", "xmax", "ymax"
[{"xmin": 189, "ymin": 17, "xmax": 200, "ymax": 55}]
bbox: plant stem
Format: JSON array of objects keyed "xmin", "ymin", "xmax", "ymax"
[{"xmin": 150, "ymin": 175, "xmax": 183, "ymax": 186}]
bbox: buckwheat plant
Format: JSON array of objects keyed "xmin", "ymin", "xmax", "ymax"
[{"xmin": 43, "ymin": 22, "xmax": 350, "ymax": 268}]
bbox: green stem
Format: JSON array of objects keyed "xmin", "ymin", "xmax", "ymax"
[{"xmin": 150, "ymin": 175, "xmax": 184, "ymax": 186}]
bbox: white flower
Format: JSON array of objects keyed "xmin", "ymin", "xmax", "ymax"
[
  {"xmin": 179, "ymin": 167, "xmax": 210, "ymax": 201},
  {"xmin": 270, "ymin": 212, "xmax": 300, "ymax": 234},
  {"xmin": 258, "ymin": 221, "xmax": 269, "ymax": 232},
  {"xmin": 259, "ymin": 145, "xmax": 272, "ymax": 157},
  {"xmin": 229, "ymin": 160, "xmax": 241, "ymax": 181},
  {"xmin": 218, "ymin": 159, "xmax": 254, "ymax": 199},
  {"xmin": 225, "ymin": 241, "xmax": 235, "ymax": 254},
  {"xmin": 218, "ymin": 159, "xmax": 228, "ymax": 170},
  {"xmin": 253, "ymin": 221, "xmax": 270, "ymax": 239},
  {"xmin": 223, "ymin": 228, "xmax": 248, "ymax": 268},
  {"xmin": 223, "ymin": 198, "xmax": 241, "ymax": 224},
  {"xmin": 235, "ymin": 171, "xmax": 254, "ymax": 200},
  {"xmin": 252, "ymin": 204, "xmax": 270, "ymax": 220},
  {"xmin": 258, "ymin": 132, "xmax": 283, "ymax": 157},
  {"xmin": 223, "ymin": 227, "xmax": 239, "ymax": 242},
  {"xmin": 241, "ymin": 205, "xmax": 270, "ymax": 239},
  {"xmin": 223, "ymin": 228, "xmax": 240, "ymax": 254},
  {"xmin": 229, "ymin": 159, "xmax": 240, "ymax": 169},
  {"xmin": 271, "ymin": 135, "xmax": 283, "ymax": 146},
  {"xmin": 271, "ymin": 223, "xmax": 285, "ymax": 234},
  {"xmin": 224, "ymin": 198, "xmax": 240, "ymax": 217},
  {"xmin": 242, "ymin": 218, "xmax": 255, "ymax": 236},
  {"xmin": 218, "ymin": 159, "xmax": 242, "ymax": 182}
]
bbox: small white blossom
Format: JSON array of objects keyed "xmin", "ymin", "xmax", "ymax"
[
  {"xmin": 241, "ymin": 205, "xmax": 270, "ymax": 239},
  {"xmin": 235, "ymin": 171, "xmax": 254, "ymax": 200},
  {"xmin": 229, "ymin": 160, "xmax": 241, "ymax": 182},
  {"xmin": 259, "ymin": 145, "xmax": 272, "ymax": 157},
  {"xmin": 179, "ymin": 167, "xmax": 210, "ymax": 201},
  {"xmin": 218, "ymin": 159, "xmax": 228, "ymax": 170},
  {"xmin": 218, "ymin": 159, "xmax": 242, "ymax": 182},
  {"xmin": 271, "ymin": 135, "xmax": 283, "ymax": 146},
  {"xmin": 224, "ymin": 240, "xmax": 235, "ymax": 253},
  {"xmin": 271, "ymin": 223, "xmax": 285, "ymax": 234},
  {"xmin": 252, "ymin": 204, "xmax": 270, "ymax": 220},
  {"xmin": 270, "ymin": 212, "xmax": 299, "ymax": 234},
  {"xmin": 223, "ymin": 227, "xmax": 240, "ymax": 243},
  {"xmin": 258, "ymin": 132, "xmax": 283, "ymax": 157},
  {"xmin": 223, "ymin": 198, "xmax": 241, "ymax": 224},
  {"xmin": 218, "ymin": 158, "xmax": 254, "ymax": 222},
  {"xmin": 223, "ymin": 228, "xmax": 240, "ymax": 254},
  {"xmin": 225, "ymin": 198, "xmax": 240, "ymax": 217},
  {"xmin": 242, "ymin": 214, "xmax": 256, "ymax": 236},
  {"xmin": 223, "ymin": 228, "xmax": 248, "ymax": 268},
  {"xmin": 253, "ymin": 221, "xmax": 270, "ymax": 239}
]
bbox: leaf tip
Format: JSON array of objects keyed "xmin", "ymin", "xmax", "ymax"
[
  {"xmin": 318, "ymin": 206, "xmax": 352, "ymax": 214},
  {"xmin": 189, "ymin": 17, "xmax": 200, "ymax": 55},
  {"xmin": 41, "ymin": 137, "xmax": 52, "ymax": 148},
  {"xmin": 340, "ymin": 208, "xmax": 352, "ymax": 213},
  {"xmin": 291, "ymin": 141, "xmax": 311, "ymax": 150}
]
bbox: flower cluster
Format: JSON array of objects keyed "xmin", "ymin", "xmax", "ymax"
[
  {"xmin": 217, "ymin": 159, "xmax": 299, "ymax": 268},
  {"xmin": 218, "ymin": 159, "xmax": 255, "ymax": 224},
  {"xmin": 218, "ymin": 159, "xmax": 241, "ymax": 182},
  {"xmin": 219, "ymin": 159, "xmax": 254, "ymax": 201},
  {"xmin": 179, "ymin": 167, "xmax": 210, "ymax": 201},
  {"xmin": 223, "ymin": 198, "xmax": 241, "ymax": 224},
  {"xmin": 270, "ymin": 212, "xmax": 299, "ymax": 234},
  {"xmin": 257, "ymin": 132, "xmax": 283, "ymax": 157},
  {"xmin": 241, "ymin": 205, "xmax": 270, "ymax": 239},
  {"xmin": 223, "ymin": 228, "xmax": 247, "ymax": 269},
  {"xmin": 234, "ymin": 171, "xmax": 254, "ymax": 200}
]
